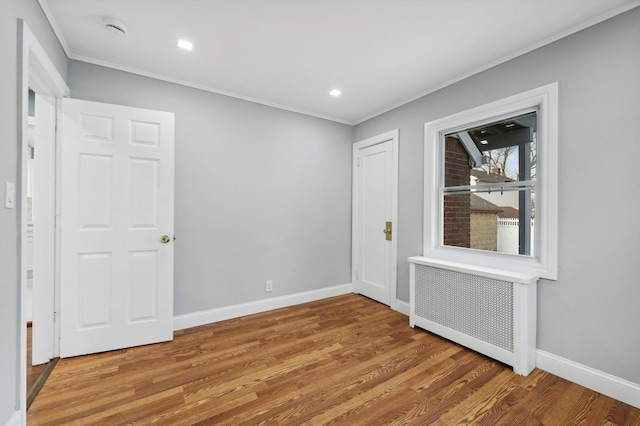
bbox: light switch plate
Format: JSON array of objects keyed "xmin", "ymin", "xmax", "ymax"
[{"xmin": 5, "ymin": 182, "xmax": 15, "ymax": 209}]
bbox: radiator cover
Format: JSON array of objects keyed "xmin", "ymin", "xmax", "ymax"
[
  {"xmin": 415, "ymin": 265, "xmax": 513, "ymax": 352},
  {"xmin": 409, "ymin": 257, "xmax": 537, "ymax": 375}
]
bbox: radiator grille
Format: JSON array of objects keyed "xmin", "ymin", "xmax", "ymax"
[{"xmin": 415, "ymin": 265, "xmax": 514, "ymax": 352}]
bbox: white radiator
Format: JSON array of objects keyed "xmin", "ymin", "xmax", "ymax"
[{"xmin": 409, "ymin": 257, "xmax": 537, "ymax": 376}]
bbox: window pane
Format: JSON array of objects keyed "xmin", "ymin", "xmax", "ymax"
[
  {"xmin": 442, "ymin": 111, "xmax": 537, "ymax": 256},
  {"xmin": 443, "ymin": 190, "xmax": 535, "ymax": 255},
  {"xmin": 444, "ymin": 111, "xmax": 537, "ymax": 187}
]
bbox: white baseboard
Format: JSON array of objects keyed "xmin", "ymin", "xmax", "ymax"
[
  {"xmin": 4, "ymin": 410, "xmax": 22, "ymax": 426},
  {"xmin": 173, "ymin": 283, "xmax": 354, "ymax": 331},
  {"xmin": 536, "ymin": 350, "xmax": 640, "ymax": 409},
  {"xmin": 395, "ymin": 299, "xmax": 410, "ymax": 316}
]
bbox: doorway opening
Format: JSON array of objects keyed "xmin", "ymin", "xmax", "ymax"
[
  {"xmin": 25, "ymin": 90, "xmax": 59, "ymax": 408},
  {"xmin": 19, "ymin": 20, "xmax": 70, "ymax": 418}
]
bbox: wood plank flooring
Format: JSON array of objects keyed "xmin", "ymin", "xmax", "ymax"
[{"xmin": 28, "ymin": 294, "xmax": 640, "ymax": 425}]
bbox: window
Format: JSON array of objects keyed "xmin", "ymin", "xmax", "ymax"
[
  {"xmin": 424, "ymin": 83, "xmax": 558, "ymax": 279},
  {"xmin": 443, "ymin": 110, "xmax": 536, "ymax": 255}
]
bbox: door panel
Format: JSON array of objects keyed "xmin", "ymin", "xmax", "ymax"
[
  {"xmin": 78, "ymin": 154, "xmax": 112, "ymax": 227},
  {"xmin": 59, "ymin": 98, "xmax": 174, "ymax": 358},
  {"xmin": 129, "ymin": 251, "xmax": 159, "ymax": 321},
  {"xmin": 129, "ymin": 159, "xmax": 159, "ymax": 227},
  {"xmin": 356, "ymin": 140, "xmax": 392, "ymax": 305},
  {"xmin": 78, "ymin": 253, "xmax": 111, "ymax": 327}
]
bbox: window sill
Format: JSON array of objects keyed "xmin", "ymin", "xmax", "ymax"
[{"xmin": 408, "ymin": 255, "xmax": 538, "ymax": 285}]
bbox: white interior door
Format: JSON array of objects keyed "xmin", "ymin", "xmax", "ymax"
[
  {"xmin": 354, "ymin": 139, "xmax": 393, "ymax": 305},
  {"xmin": 59, "ymin": 98, "xmax": 175, "ymax": 358}
]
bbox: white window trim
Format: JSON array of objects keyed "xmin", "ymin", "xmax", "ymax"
[{"xmin": 424, "ymin": 83, "xmax": 558, "ymax": 280}]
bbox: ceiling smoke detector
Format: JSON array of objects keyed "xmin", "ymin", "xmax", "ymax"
[{"xmin": 103, "ymin": 18, "xmax": 127, "ymax": 36}]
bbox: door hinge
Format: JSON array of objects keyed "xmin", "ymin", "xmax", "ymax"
[
  {"xmin": 355, "ymin": 270, "xmax": 359, "ymax": 280},
  {"xmin": 356, "ymin": 157, "xmax": 360, "ymax": 167}
]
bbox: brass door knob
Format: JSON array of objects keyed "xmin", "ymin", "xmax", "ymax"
[
  {"xmin": 160, "ymin": 235, "xmax": 171, "ymax": 244},
  {"xmin": 384, "ymin": 221, "xmax": 392, "ymax": 241}
]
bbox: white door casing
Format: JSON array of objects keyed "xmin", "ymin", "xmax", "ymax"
[
  {"xmin": 31, "ymin": 94, "xmax": 57, "ymax": 365},
  {"xmin": 352, "ymin": 130, "xmax": 398, "ymax": 308},
  {"xmin": 19, "ymin": 19, "xmax": 71, "ymax": 419},
  {"xmin": 59, "ymin": 98, "xmax": 175, "ymax": 358}
]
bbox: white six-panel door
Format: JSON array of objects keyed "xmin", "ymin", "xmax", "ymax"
[
  {"xmin": 59, "ymin": 98, "xmax": 174, "ymax": 358},
  {"xmin": 354, "ymin": 140, "xmax": 393, "ymax": 305}
]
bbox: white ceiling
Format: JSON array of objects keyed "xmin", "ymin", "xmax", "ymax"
[{"xmin": 40, "ymin": 0, "xmax": 639, "ymax": 125}]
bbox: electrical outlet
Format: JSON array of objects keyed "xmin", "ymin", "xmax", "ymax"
[{"xmin": 265, "ymin": 280, "xmax": 273, "ymax": 292}]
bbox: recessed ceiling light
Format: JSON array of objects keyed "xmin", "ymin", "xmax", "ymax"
[
  {"xmin": 329, "ymin": 89, "xmax": 342, "ymax": 97},
  {"xmin": 177, "ymin": 39, "xmax": 193, "ymax": 51},
  {"xmin": 480, "ymin": 140, "xmax": 489, "ymax": 145},
  {"xmin": 505, "ymin": 123, "xmax": 515, "ymax": 128}
]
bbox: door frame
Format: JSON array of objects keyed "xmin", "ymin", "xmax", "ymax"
[
  {"xmin": 18, "ymin": 19, "xmax": 70, "ymax": 420},
  {"xmin": 351, "ymin": 129, "xmax": 399, "ymax": 311},
  {"xmin": 31, "ymin": 93, "xmax": 59, "ymax": 366}
]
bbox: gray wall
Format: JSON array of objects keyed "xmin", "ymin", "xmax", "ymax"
[
  {"xmin": 354, "ymin": 8, "xmax": 640, "ymax": 385},
  {"xmin": 67, "ymin": 61, "xmax": 353, "ymax": 315},
  {"xmin": 0, "ymin": 0, "xmax": 67, "ymax": 422}
]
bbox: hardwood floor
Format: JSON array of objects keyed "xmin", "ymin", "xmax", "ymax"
[{"xmin": 28, "ymin": 294, "xmax": 640, "ymax": 425}]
